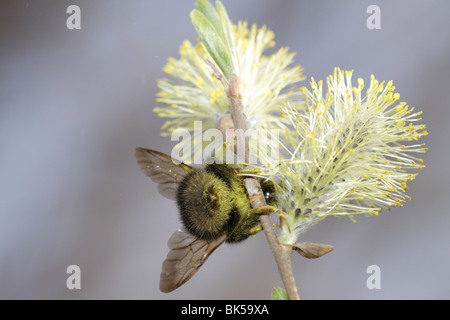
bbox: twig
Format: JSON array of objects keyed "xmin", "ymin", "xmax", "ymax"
[
  {"xmin": 206, "ymin": 59, "xmax": 229, "ymax": 91},
  {"xmin": 224, "ymin": 72, "xmax": 300, "ymax": 300}
]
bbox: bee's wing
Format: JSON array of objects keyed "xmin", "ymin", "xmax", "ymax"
[
  {"xmin": 160, "ymin": 228, "xmax": 226, "ymax": 293},
  {"xmin": 135, "ymin": 147, "xmax": 192, "ymax": 200}
]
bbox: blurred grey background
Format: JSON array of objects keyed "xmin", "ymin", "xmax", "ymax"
[{"xmin": 0, "ymin": 0, "xmax": 448, "ymax": 299}]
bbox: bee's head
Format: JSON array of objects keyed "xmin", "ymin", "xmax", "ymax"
[
  {"xmin": 260, "ymin": 179, "xmax": 277, "ymax": 206},
  {"xmin": 177, "ymin": 169, "xmax": 234, "ymax": 240}
]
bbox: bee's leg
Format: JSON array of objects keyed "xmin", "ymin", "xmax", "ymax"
[
  {"xmin": 249, "ymin": 223, "xmax": 280, "ymax": 236},
  {"xmin": 249, "ymin": 205, "xmax": 284, "ymax": 216}
]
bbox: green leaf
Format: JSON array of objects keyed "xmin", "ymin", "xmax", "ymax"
[
  {"xmin": 190, "ymin": 9, "xmax": 234, "ymax": 79},
  {"xmin": 271, "ymin": 286, "xmax": 288, "ymax": 300},
  {"xmin": 196, "ymin": 0, "xmax": 225, "ymax": 39},
  {"xmin": 216, "ymin": 1, "xmax": 239, "ymax": 75},
  {"xmin": 190, "ymin": 0, "xmax": 238, "ymax": 79}
]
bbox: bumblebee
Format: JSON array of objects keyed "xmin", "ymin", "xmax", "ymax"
[{"xmin": 135, "ymin": 147, "xmax": 278, "ymax": 292}]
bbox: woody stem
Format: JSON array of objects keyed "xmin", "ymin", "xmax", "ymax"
[{"xmin": 224, "ymin": 73, "xmax": 300, "ymax": 300}]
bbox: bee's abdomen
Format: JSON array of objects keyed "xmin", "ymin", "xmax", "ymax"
[
  {"xmin": 205, "ymin": 164, "xmax": 233, "ymax": 188},
  {"xmin": 177, "ymin": 169, "xmax": 234, "ymax": 240},
  {"xmin": 225, "ymin": 207, "xmax": 240, "ymax": 235}
]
